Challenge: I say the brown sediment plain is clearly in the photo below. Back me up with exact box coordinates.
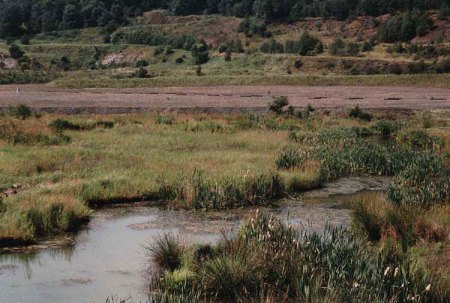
[0,85,449,114]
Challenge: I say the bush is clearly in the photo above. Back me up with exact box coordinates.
[224,50,231,62]
[191,41,209,65]
[20,35,30,45]
[260,38,284,54]
[298,32,321,55]
[9,104,32,119]
[268,96,289,114]
[329,38,346,55]
[294,59,303,68]
[134,67,148,78]
[346,42,360,56]
[49,119,79,133]
[135,59,148,67]
[218,43,228,53]
[238,17,268,37]
[9,44,24,59]
[195,65,201,76]
[349,105,372,121]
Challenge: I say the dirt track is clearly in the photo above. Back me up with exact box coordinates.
[0,85,449,114]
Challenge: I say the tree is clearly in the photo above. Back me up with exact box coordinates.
[61,4,82,29]
[191,41,209,65]
[298,32,321,56]
[0,1,24,37]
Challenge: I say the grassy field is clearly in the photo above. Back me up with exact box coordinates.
[0,107,449,243]
[53,71,450,89]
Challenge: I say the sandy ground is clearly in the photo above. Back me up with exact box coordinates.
[0,85,449,114]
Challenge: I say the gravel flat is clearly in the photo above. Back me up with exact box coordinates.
[0,85,449,113]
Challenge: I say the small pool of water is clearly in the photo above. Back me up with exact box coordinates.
[0,177,387,303]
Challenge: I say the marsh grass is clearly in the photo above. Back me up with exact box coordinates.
[0,111,448,246]
[151,212,445,302]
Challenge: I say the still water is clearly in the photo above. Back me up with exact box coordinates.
[0,178,387,303]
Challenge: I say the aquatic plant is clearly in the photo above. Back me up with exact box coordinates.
[147,234,183,272]
[151,212,442,302]
[276,146,305,169]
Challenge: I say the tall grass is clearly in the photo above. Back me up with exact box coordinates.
[151,212,446,302]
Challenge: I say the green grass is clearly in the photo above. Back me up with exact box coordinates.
[149,211,448,302]
[52,71,450,89]
[0,110,448,246]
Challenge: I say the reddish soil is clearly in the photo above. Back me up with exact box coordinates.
[0,85,448,114]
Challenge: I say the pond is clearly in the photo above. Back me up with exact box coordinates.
[0,177,387,303]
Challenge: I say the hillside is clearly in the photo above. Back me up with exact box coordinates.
[0,9,449,88]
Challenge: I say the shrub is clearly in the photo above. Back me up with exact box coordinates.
[218,43,228,53]
[195,65,202,76]
[268,96,289,114]
[9,44,24,59]
[298,32,321,55]
[49,119,79,133]
[135,59,148,67]
[136,67,148,78]
[349,105,372,121]
[346,42,360,56]
[329,38,346,55]
[20,35,30,45]
[260,38,284,54]
[361,41,374,52]
[224,50,232,62]
[238,17,268,37]
[9,104,32,119]
[191,41,209,65]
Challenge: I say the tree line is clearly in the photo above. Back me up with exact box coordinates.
[1,0,448,38]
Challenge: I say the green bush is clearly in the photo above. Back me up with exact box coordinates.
[260,38,284,54]
[191,41,209,65]
[349,105,372,121]
[9,104,32,120]
[268,96,289,114]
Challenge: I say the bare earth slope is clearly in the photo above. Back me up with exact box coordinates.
[0,85,448,114]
